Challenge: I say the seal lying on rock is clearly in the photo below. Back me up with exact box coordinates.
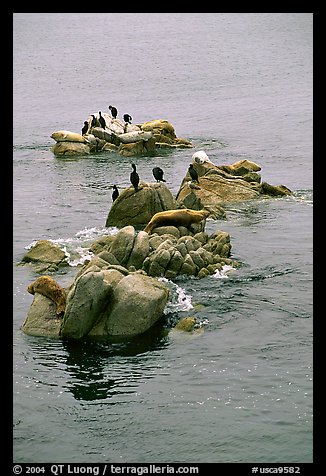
[27,276,67,317]
[144,209,210,235]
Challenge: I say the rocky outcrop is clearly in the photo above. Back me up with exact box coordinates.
[21,216,238,340]
[176,156,292,209]
[22,266,170,340]
[140,119,192,149]
[51,117,192,157]
[106,182,177,228]
[90,225,237,280]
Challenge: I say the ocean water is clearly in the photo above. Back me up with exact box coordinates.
[13,13,313,464]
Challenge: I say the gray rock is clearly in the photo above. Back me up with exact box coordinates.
[22,293,62,338]
[127,231,150,269]
[106,182,177,228]
[109,226,136,266]
[180,254,197,276]
[166,249,184,275]
[151,226,180,238]
[60,269,124,339]
[22,240,68,268]
[103,274,169,338]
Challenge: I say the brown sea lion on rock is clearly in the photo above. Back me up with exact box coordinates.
[27,276,67,317]
[144,209,210,235]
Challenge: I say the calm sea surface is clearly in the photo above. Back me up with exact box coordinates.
[13,13,313,464]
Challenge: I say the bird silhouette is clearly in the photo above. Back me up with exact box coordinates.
[90,114,97,128]
[152,167,166,182]
[81,121,88,135]
[130,163,140,191]
[109,105,118,119]
[98,111,106,129]
[123,114,132,124]
[112,185,119,202]
[188,164,199,183]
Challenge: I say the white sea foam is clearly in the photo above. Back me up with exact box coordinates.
[159,278,193,313]
[25,226,118,267]
[212,264,236,279]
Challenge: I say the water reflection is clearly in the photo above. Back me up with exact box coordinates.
[61,322,169,401]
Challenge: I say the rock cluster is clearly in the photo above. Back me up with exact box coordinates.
[22,264,169,340]
[89,224,236,280]
[176,157,292,210]
[51,117,192,157]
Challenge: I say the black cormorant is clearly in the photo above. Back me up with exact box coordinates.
[81,121,88,135]
[98,111,106,129]
[152,167,166,182]
[112,185,119,202]
[188,164,199,183]
[123,114,132,124]
[109,105,118,119]
[130,163,140,192]
[91,114,97,128]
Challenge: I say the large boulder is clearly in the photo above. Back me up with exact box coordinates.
[118,137,156,157]
[51,141,92,156]
[22,293,63,338]
[176,156,292,208]
[106,182,177,228]
[60,268,124,339]
[23,266,170,340]
[176,160,261,207]
[90,273,169,338]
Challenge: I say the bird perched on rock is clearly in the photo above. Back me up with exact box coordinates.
[98,111,106,129]
[152,167,166,183]
[130,163,140,192]
[188,164,199,183]
[123,114,132,124]
[109,105,118,119]
[81,121,89,135]
[90,114,97,128]
[112,185,119,202]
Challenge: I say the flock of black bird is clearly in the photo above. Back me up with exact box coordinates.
[82,105,133,135]
[80,104,200,203]
[111,163,199,202]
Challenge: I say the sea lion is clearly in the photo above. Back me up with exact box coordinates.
[51,130,88,143]
[27,275,67,317]
[144,209,210,235]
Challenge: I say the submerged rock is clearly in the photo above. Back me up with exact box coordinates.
[21,239,68,272]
